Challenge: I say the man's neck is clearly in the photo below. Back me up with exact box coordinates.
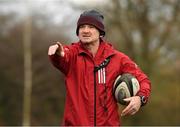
[82,40,100,57]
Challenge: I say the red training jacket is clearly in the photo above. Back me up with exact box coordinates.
[49,40,151,126]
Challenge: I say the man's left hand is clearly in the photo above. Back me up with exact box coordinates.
[121,96,141,116]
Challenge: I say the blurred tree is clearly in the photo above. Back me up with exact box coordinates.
[0,5,71,125]
[30,13,69,125]
[0,15,24,125]
[104,0,180,75]
[22,2,32,127]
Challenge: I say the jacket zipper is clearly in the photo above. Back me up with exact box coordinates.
[93,56,111,126]
[93,69,96,126]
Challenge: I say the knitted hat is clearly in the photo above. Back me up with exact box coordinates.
[76,10,105,36]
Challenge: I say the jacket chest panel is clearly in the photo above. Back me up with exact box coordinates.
[73,56,95,91]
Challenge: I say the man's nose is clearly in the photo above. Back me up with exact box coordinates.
[82,26,90,32]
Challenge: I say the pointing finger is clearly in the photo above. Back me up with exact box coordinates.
[56,42,65,57]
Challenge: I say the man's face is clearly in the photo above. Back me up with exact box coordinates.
[78,24,100,44]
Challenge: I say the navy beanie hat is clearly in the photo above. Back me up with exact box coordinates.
[76,10,105,37]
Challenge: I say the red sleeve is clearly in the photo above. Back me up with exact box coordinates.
[121,55,151,100]
[48,46,72,76]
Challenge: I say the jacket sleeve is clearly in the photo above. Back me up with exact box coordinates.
[48,46,73,76]
[120,54,151,101]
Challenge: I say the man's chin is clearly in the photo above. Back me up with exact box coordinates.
[80,40,91,44]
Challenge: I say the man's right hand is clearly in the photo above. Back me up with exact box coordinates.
[48,42,65,57]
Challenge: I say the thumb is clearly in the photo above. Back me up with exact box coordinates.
[123,97,132,102]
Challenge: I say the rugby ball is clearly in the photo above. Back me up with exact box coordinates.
[113,73,140,105]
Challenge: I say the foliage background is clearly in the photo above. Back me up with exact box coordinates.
[0,0,179,126]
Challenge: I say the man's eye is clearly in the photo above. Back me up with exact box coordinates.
[79,25,85,28]
[89,26,95,28]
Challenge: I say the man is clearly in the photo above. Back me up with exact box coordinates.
[48,10,151,126]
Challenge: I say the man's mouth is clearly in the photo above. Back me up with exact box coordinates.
[82,35,91,37]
